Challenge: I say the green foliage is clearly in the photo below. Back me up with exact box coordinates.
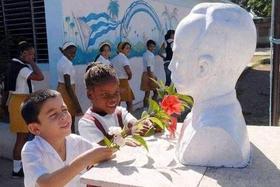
[247,0,272,17]
[132,135,149,151]
[233,0,272,17]
[139,79,193,133]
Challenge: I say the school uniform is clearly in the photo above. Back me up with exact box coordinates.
[111,53,134,101]
[78,106,137,143]
[96,55,111,66]
[164,39,174,86]
[6,58,33,133]
[21,134,94,187]
[140,50,158,91]
[56,55,78,116]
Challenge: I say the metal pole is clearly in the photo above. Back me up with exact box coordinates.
[270,0,280,126]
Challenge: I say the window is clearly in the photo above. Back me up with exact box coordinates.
[0,0,48,63]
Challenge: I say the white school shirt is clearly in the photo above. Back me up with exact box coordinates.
[12,58,33,94]
[79,106,137,143]
[96,55,111,66]
[21,134,94,187]
[142,50,155,72]
[111,53,130,79]
[57,55,76,84]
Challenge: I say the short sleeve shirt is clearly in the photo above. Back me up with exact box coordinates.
[21,134,94,187]
[78,106,137,143]
[142,50,155,72]
[12,58,33,94]
[96,55,111,66]
[111,53,130,79]
[57,55,76,84]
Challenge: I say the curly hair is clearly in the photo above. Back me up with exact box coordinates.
[84,63,118,89]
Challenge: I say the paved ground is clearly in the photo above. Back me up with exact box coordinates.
[0,158,24,187]
[0,48,272,186]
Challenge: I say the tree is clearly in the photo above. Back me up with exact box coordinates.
[232,0,272,17]
[107,0,120,20]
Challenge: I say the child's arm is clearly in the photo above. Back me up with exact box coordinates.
[36,147,114,187]
[158,42,166,59]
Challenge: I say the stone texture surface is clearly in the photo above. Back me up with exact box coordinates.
[81,134,206,187]
[169,3,256,167]
[80,126,280,187]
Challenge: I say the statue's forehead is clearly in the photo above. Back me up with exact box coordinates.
[174,14,205,50]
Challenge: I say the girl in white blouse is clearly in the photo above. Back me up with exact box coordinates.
[57,42,82,133]
[95,42,112,66]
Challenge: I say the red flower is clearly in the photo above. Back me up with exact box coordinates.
[160,95,182,115]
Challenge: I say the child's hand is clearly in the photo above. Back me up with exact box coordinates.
[89,147,117,165]
[132,119,153,136]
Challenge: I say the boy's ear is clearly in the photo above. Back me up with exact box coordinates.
[27,123,41,136]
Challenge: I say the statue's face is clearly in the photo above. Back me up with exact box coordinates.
[169,15,204,95]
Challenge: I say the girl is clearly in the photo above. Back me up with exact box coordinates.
[159,30,175,86]
[111,42,134,112]
[57,41,82,133]
[95,42,112,66]
[6,41,44,177]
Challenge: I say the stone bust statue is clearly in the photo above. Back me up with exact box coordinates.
[169,3,256,167]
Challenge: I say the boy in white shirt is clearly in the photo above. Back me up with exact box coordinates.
[140,40,158,108]
[21,89,115,187]
[79,63,150,144]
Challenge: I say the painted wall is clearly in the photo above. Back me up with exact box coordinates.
[44,0,229,111]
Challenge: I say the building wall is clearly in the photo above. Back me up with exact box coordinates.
[43,0,229,111]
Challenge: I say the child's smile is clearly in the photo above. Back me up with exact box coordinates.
[88,79,120,114]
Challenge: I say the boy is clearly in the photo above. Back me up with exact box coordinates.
[79,63,149,144]
[140,40,158,108]
[21,89,115,187]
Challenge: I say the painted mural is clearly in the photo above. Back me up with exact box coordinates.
[62,0,190,64]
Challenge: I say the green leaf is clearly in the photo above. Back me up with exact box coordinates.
[132,135,149,151]
[148,99,160,113]
[143,127,155,137]
[103,137,113,147]
[149,117,164,129]
[141,111,149,118]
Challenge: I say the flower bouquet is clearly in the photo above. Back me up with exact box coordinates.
[103,80,193,151]
[103,125,150,151]
[143,80,193,138]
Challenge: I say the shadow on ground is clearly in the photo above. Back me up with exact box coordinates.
[236,65,270,126]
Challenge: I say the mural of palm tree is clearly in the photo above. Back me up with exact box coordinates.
[65,16,71,39]
[70,22,75,41]
[107,0,120,20]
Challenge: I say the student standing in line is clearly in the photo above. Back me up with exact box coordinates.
[94,42,112,66]
[159,30,175,86]
[5,41,44,177]
[57,42,83,133]
[21,89,115,187]
[111,42,134,112]
[140,40,158,108]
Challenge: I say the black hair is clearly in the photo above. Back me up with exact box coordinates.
[120,42,131,50]
[164,30,175,41]
[58,45,77,54]
[21,89,60,124]
[17,41,34,57]
[99,43,111,53]
[146,39,156,47]
[84,63,118,89]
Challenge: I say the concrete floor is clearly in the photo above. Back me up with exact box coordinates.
[0,158,24,187]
